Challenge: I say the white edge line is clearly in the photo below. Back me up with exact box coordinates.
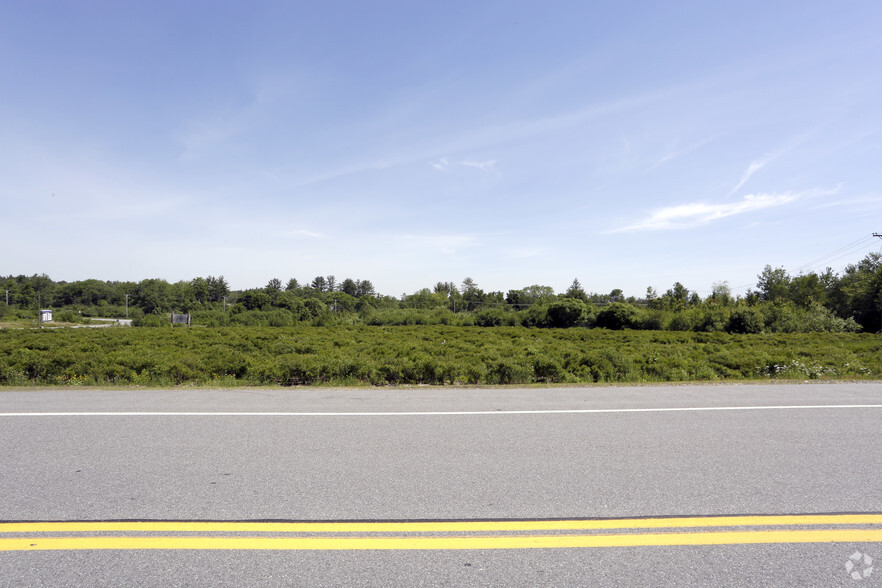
[1,405,881,417]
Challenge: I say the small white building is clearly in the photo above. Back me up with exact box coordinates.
[39,309,53,323]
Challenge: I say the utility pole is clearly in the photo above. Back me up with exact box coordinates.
[876,233,882,333]
[125,294,129,318]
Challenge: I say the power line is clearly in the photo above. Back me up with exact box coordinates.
[727,234,879,294]
[796,234,878,274]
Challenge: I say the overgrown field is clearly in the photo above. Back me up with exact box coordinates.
[1,326,880,387]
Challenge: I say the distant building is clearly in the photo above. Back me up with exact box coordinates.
[40,309,53,323]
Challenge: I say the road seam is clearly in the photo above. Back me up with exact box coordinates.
[2,404,882,417]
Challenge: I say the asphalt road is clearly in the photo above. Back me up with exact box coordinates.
[1,383,881,586]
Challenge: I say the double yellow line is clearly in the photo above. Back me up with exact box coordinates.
[2,514,881,551]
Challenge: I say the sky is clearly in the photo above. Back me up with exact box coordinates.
[2,1,881,298]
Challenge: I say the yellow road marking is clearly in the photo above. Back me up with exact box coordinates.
[2,529,882,551]
[2,514,881,534]
[3,515,880,552]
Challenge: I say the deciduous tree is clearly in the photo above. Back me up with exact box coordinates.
[757,265,791,302]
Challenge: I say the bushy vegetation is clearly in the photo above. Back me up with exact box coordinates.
[2,251,881,334]
[1,326,879,387]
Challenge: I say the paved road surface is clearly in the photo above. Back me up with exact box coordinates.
[1,383,880,586]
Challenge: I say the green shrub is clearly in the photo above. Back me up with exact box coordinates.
[580,349,636,382]
[1,326,880,387]
[545,299,587,328]
[595,303,638,330]
[530,354,566,382]
[727,307,764,334]
[486,360,531,384]
[53,310,84,324]
[637,309,670,330]
[694,308,729,332]
[762,302,800,333]
[460,361,486,384]
[519,305,549,328]
[133,314,166,328]
[475,308,506,327]
[668,313,695,332]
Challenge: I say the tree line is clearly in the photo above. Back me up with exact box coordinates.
[2,251,880,333]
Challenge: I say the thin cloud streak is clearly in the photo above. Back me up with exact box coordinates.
[810,193,882,210]
[430,157,450,171]
[611,192,807,232]
[431,158,499,176]
[394,233,485,255]
[729,158,770,195]
[287,229,324,238]
[292,83,689,189]
[728,133,812,195]
[645,136,716,171]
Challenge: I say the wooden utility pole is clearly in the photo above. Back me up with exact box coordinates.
[876,233,882,333]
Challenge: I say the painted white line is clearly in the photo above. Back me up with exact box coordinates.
[0,405,881,417]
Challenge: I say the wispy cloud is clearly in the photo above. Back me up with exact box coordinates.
[279,81,709,189]
[646,136,716,171]
[431,157,451,171]
[289,160,393,188]
[176,100,262,160]
[460,159,498,172]
[430,157,499,176]
[279,86,675,189]
[612,192,807,232]
[728,134,812,195]
[729,156,774,195]
[396,233,482,255]
[175,73,318,160]
[287,229,324,238]
[809,192,881,210]
[505,246,550,259]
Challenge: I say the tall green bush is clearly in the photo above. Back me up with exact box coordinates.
[595,303,638,330]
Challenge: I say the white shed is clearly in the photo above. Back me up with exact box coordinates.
[40,309,53,323]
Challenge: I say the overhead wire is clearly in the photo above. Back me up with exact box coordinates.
[727,233,880,293]
[796,234,878,274]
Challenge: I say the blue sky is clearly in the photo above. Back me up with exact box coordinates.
[2,1,880,298]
